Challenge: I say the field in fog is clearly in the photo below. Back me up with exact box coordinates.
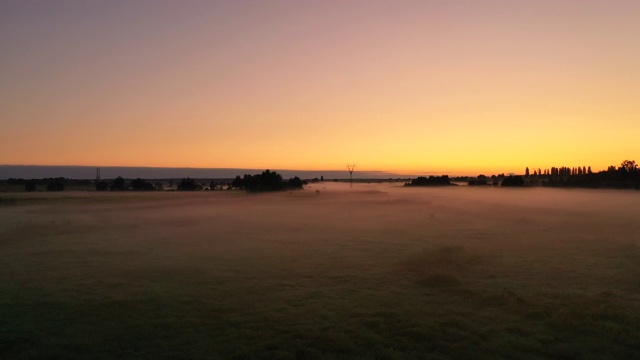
[1,183,640,359]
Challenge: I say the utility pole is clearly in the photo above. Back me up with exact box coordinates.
[95,167,101,191]
[347,164,355,187]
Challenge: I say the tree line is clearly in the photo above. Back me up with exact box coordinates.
[3,169,305,193]
[231,170,304,192]
[403,160,638,189]
[404,175,454,187]
[4,177,90,192]
[6,160,638,192]
[464,160,639,189]
[536,160,638,189]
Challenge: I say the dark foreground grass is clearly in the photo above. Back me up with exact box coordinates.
[1,187,640,359]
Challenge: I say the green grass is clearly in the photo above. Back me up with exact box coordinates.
[1,187,639,359]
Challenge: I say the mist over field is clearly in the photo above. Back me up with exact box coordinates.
[1,183,639,359]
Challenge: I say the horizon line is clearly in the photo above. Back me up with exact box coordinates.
[0,164,472,174]
[1,164,455,180]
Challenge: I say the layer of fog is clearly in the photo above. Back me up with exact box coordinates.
[3,183,638,291]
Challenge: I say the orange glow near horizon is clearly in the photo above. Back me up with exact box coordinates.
[1,1,638,176]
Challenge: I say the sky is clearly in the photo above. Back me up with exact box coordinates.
[1,0,638,176]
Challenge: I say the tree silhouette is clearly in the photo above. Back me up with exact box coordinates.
[231,176,244,189]
[286,176,304,189]
[468,175,488,186]
[501,175,524,187]
[618,160,638,188]
[620,160,637,173]
[406,176,453,187]
[231,170,303,192]
[111,176,126,191]
[177,178,198,191]
[96,180,109,191]
[131,178,155,191]
[47,179,65,191]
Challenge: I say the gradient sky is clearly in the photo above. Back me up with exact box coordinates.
[1,1,638,175]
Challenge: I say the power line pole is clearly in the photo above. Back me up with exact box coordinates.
[347,164,355,187]
[95,167,101,191]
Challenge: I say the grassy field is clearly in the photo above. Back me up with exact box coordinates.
[1,183,640,359]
